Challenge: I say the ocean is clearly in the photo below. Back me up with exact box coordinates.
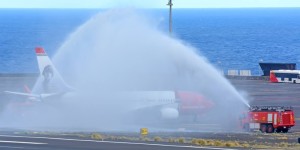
[0,8,300,74]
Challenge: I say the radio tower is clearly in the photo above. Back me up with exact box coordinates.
[167,0,173,34]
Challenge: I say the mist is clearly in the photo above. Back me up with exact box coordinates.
[1,9,249,132]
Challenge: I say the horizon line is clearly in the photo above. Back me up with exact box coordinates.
[0,7,300,9]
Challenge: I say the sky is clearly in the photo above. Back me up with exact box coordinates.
[0,0,300,8]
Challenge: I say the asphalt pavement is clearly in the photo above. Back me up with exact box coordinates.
[0,134,236,150]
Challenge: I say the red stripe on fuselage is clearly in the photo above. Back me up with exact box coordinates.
[175,91,214,115]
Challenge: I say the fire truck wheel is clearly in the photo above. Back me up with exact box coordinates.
[267,125,274,133]
[260,124,267,133]
[282,128,289,133]
[276,128,282,133]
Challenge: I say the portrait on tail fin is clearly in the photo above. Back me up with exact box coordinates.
[42,65,54,92]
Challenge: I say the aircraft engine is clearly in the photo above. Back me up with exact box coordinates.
[160,108,179,119]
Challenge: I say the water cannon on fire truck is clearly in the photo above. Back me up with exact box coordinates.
[240,106,295,133]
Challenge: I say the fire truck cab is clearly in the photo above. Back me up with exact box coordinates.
[240,106,295,133]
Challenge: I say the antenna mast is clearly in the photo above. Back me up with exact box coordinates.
[167,0,173,34]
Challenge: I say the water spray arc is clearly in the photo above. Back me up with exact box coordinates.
[1,9,250,131]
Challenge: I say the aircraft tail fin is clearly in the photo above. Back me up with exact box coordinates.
[34,47,73,93]
[35,47,54,76]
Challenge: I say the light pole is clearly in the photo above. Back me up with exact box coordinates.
[167,0,173,34]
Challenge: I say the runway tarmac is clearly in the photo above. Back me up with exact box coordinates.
[0,134,237,150]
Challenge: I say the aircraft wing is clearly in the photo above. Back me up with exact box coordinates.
[4,91,63,101]
[4,91,40,98]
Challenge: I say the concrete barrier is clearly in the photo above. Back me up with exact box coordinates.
[228,70,239,76]
[225,75,269,80]
[240,70,251,76]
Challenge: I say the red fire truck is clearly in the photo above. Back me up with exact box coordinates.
[240,106,295,133]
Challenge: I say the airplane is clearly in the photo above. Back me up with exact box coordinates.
[4,47,214,120]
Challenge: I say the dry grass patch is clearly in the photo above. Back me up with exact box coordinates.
[178,137,185,144]
[154,136,163,142]
[277,136,288,140]
[194,139,207,146]
[213,140,223,147]
[106,136,117,140]
[141,137,150,142]
[278,142,289,148]
[168,138,176,143]
[189,139,243,148]
[91,133,103,140]
[76,134,89,138]
[191,139,197,145]
[241,143,250,148]
[251,144,272,149]
[224,141,241,147]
